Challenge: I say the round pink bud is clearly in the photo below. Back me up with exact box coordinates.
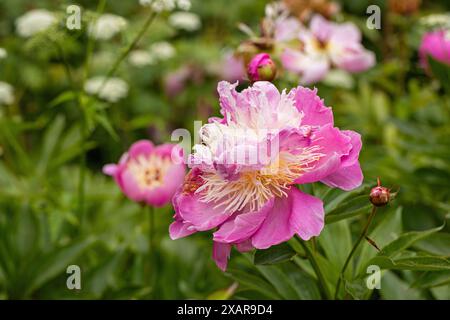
[247,53,277,82]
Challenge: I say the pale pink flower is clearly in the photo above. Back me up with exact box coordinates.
[103,140,185,207]
[170,81,363,271]
[279,15,375,84]
[419,29,450,69]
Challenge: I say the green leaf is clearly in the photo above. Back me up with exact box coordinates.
[367,256,450,272]
[26,238,95,296]
[411,271,450,289]
[325,195,372,224]
[255,265,300,299]
[226,268,281,300]
[48,91,77,108]
[414,233,450,256]
[37,115,65,175]
[428,56,450,92]
[380,271,426,300]
[253,243,296,265]
[378,224,444,258]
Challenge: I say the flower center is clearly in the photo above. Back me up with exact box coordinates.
[127,154,172,190]
[193,147,323,214]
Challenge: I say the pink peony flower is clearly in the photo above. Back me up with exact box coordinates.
[103,140,186,207]
[247,53,277,82]
[169,81,363,271]
[419,30,450,70]
[279,15,375,85]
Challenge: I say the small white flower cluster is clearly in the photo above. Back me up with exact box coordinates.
[0,82,14,106]
[169,12,201,31]
[84,77,129,103]
[129,50,156,67]
[139,0,191,12]
[15,9,57,38]
[89,14,128,41]
[128,42,176,67]
[420,13,450,28]
[0,48,7,60]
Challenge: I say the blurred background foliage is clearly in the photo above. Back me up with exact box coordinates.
[0,0,449,299]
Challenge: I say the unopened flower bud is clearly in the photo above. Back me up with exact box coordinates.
[247,53,277,82]
[370,178,390,207]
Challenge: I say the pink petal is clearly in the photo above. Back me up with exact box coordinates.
[213,198,274,243]
[172,190,230,231]
[333,48,375,73]
[294,87,334,127]
[321,162,363,191]
[128,140,154,158]
[310,15,333,42]
[300,56,330,85]
[295,124,351,184]
[169,220,197,240]
[145,162,186,206]
[294,189,325,240]
[340,130,362,166]
[102,164,118,176]
[235,239,254,252]
[213,242,232,271]
[251,188,324,248]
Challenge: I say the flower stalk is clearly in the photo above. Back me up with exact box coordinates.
[334,205,378,299]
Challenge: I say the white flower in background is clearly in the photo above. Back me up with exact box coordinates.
[129,50,156,67]
[169,12,201,31]
[84,77,129,103]
[15,9,57,38]
[176,0,191,11]
[0,48,7,59]
[0,82,14,106]
[139,0,191,12]
[89,14,127,40]
[420,13,450,29]
[150,41,176,60]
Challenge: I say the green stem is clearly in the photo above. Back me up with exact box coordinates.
[334,205,378,299]
[147,205,157,298]
[148,205,155,255]
[96,11,157,95]
[296,237,332,300]
[76,0,107,231]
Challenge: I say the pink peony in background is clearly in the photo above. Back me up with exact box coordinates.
[169,80,363,271]
[278,15,375,84]
[103,140,185,207]
[419,29,450,70]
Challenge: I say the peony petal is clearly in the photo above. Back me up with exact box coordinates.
[295,124,351,184]
[102,164,118,176]
[169,220,197,240]
[310,14,333,42]
[128,140,154,158]
[333,48,375,73]
[340,130,362,166]
[145,162,186,206]
[213,198,274,243]
[172,190,230,231]
[251,188,324,248]
[294,87,334,127]
[294,189,325,241]
[321,162,363,191]
[213,241,232,271]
